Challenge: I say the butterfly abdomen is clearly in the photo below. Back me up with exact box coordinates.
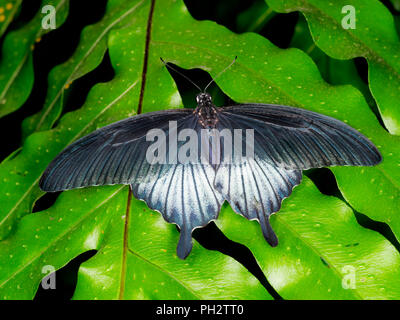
[195,105,219,128]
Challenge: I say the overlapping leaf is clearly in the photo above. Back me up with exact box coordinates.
[0,185,271,299]
[390,0,400,11]
[0,0,22,37]
[0,0,69,118]
[236,0,276,33]
[266,0,400,135]
[217,177,400,299]
[21,0,145,140]
[291,15,376,109]
[0,0,399,299]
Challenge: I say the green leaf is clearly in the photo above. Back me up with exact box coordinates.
[236,0,276,33]
[389,0,400,11]
[287,13,400,228]
[21,0,144,140]
[0,0,69,118]
[0,185,271,299]
[265,0,400,135]
[0,0,399,299]
[0,0,22,37]
[291,15,377,112]
[216,177,400,299]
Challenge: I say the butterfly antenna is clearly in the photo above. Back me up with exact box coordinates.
[160,58,202,92]
[203,56,237,93]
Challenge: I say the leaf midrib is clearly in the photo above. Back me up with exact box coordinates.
[118,0,156,299]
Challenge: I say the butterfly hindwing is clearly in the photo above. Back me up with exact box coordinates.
[131,118,225,259]
[132,161,223,259]
[214,157,302,246]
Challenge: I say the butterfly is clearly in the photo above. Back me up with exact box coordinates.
[39,58,382,259]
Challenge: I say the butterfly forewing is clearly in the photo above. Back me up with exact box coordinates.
[219,104,382,170]
[39,109,194,192]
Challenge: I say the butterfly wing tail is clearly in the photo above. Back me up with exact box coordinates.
[258,212,278,247]
[177,227,193,259]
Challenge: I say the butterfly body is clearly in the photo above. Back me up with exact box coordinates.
[195,93,219,128]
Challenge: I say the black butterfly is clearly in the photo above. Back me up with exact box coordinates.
[40,60,382,259]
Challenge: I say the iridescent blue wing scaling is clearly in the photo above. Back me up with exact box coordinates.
[131,118,224,259]
[214,158,302,247]
[133,161,223,259]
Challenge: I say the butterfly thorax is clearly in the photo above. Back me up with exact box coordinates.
[195,93,219,128]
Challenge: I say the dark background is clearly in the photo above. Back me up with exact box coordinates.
[0,0,398,300]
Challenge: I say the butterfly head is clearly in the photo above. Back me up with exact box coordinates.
[196,92,213,107]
